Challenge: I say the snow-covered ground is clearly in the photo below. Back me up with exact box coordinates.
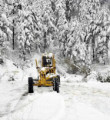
[61,81,110,120]
[0,57,110,120]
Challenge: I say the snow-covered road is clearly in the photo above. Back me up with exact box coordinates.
[1,80,110,120]
[2,92,65,120]
[0,60,110,120]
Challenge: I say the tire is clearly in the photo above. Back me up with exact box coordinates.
[53,78,56,91]
[28,77,34,93]
[57,75,60,85]
[56,81,59,93]
[53,77,59,93]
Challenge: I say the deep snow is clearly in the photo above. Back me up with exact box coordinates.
[0,57,110,120]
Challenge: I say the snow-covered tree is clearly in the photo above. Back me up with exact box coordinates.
[0,0,110,66]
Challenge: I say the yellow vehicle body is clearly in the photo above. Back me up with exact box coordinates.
[34,53,57,87]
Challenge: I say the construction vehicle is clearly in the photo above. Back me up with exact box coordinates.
[28,53,60,93]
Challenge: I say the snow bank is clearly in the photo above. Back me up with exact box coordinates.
[0,59,26,117]
[0,59,24,82]
[87,64,110,82]
[86,71,98,82]
[61,74,83,83]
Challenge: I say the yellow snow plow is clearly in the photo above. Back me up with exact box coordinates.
[28,53,60,93]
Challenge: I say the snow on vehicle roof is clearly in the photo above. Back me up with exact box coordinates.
[43,53,53,58]
[48,53,53,57]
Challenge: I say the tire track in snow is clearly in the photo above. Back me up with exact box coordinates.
[2,92,65,120]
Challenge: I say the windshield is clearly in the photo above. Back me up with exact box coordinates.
[43,56,52,67]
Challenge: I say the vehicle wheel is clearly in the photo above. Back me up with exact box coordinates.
[57,75,60,85]
[56,81,59,93]
[53,78,55,91]
[28,77,34,93]
[53,77,59,93]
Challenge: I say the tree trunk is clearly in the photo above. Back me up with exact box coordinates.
[13,19,14,50]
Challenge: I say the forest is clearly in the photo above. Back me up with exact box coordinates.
[0,0,110,71]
